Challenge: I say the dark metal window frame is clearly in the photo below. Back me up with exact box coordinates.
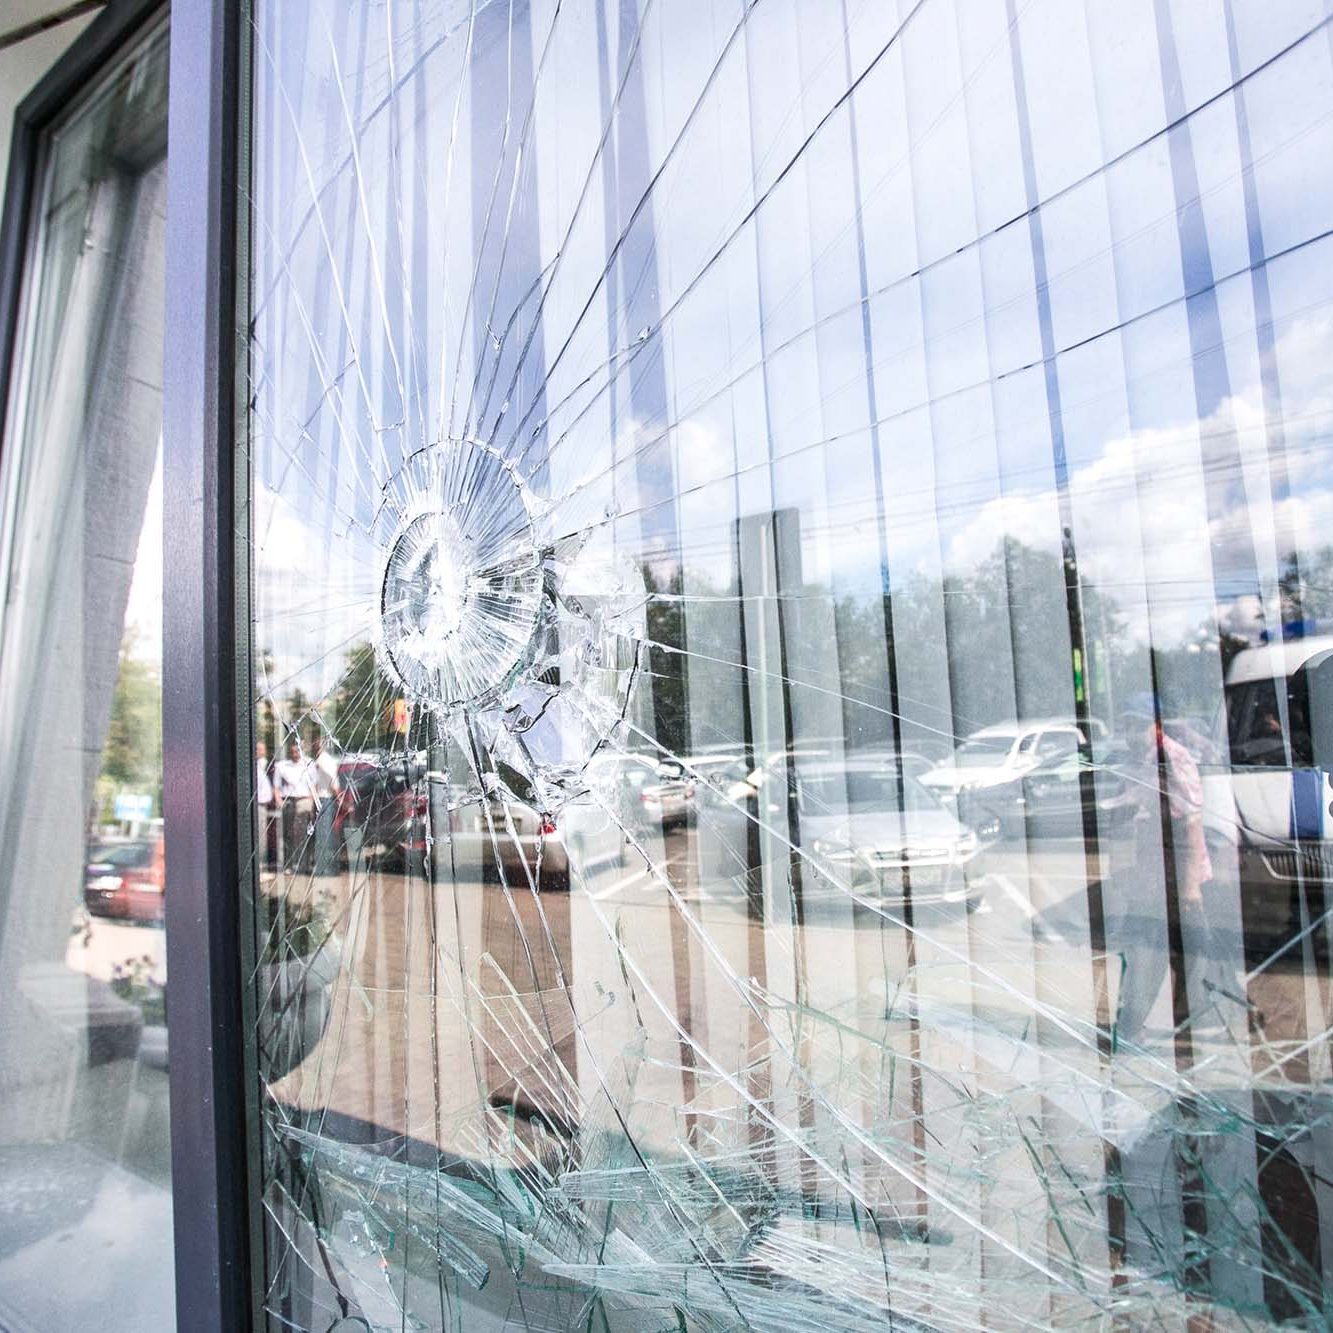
[161,0,255,1329]
[0,1,254,1329]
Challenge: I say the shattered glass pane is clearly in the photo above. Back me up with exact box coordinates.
[244,2,1333,1327]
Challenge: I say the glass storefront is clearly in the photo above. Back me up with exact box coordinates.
[0,18,173,1330]
[241,1,1333,1327]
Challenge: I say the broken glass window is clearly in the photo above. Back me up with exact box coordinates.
[244,2,1333,1328]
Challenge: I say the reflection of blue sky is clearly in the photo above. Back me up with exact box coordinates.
[250,0,1333,698]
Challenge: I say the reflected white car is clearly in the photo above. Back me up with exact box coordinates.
[920,719,1095,798]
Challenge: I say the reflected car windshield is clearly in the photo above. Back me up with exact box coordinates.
[956,736,1017,765]
[1227,677,1313,767]
[798,770,940,814]
[93,842,153,868]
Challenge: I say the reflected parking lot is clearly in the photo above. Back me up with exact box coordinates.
[263,754,1330,1326]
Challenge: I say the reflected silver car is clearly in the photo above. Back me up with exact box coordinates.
[793,759,985,909]
[920,719,1100,799]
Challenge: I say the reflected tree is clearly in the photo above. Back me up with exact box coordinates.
[1280,546,1333,623]
[98,627,162,818]
[330,641,398,753]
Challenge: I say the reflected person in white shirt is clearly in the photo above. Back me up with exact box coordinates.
[310,733,342,877]
[256,740,280,868]
[275,738,318,874]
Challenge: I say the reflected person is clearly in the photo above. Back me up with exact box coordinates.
[1115,694,1227,1043]
[256,740,280,869]
[310,733,342,876]
[275,737,317,874]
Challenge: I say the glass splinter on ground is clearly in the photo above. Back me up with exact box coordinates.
[246,3,1333,1329]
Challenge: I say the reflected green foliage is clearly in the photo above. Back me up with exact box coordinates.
[98,628,162,817]
[331,641,399,753]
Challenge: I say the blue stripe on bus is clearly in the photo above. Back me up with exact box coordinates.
[1290,769,1323,840]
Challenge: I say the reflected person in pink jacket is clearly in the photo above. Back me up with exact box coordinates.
[1114,692,1231,1044]
[1123,693,1212,899]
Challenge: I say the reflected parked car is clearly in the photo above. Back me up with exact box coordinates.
[719,746,937,813]
[957,751,1138,840]
[920,719,1101,800]
[775,757,984,910]
[436,779,634,889]
[1206,631,1333,953]
[434,789,566,886]
[589,752,693,828]
[680,752,749,790]
[338,751,648,886]
[335,753,427,867]
[83,835,166,923]
[340,755,566,886]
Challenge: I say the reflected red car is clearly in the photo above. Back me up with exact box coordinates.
[335,756,428,867]
[83,835,166,923]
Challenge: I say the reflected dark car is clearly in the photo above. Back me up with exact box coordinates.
[83,836,166,922]
[335,754,600,888]
[959,752,1137,841]
[332,747,639,887]
[335,755,428,867]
